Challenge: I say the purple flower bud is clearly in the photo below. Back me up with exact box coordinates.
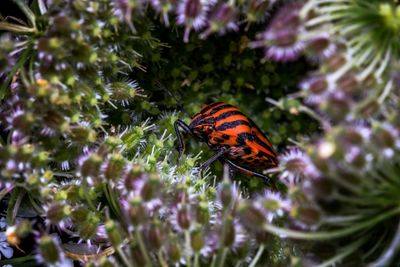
[251,2,304,61]
[146,220,165,250]
[292,205,321,228]
[79,153,103,178]
[300,74,328,96]
[373,124,398,148]
[200,3,237,39]
[102,153,125,181]
[245,0,271,23]
[305,35,336,59]
[140,173,160,201]
[218,181,233,209]
[177,203,191,230]
[326,53,347,72]
[176,0,209,42]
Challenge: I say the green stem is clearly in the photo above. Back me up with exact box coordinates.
[0,185,14,202]
[116,246,134,267]
[14,0,37,29]
[157,250,168,267]
[217,248,228,267]
[370,219,400,267]
[263,206,400,240]
[249,245,265,267]
[134,229,153,267]
[185,230,192,267]
[0,22,36,33]
[315,237,367,267]
[193,253,200,267]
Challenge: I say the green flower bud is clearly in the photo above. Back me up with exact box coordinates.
[191,228,203,252]
[104,153,125,181]
[39,235,60,264]
[105,220,123,247]
[167,236,181,263]
[47,203,71,224]
[129,197,146,226]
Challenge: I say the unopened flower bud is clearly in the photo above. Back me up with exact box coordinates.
[78,213,100,240]
[141,173,160,201]
[39,235,60,264]
[237,201,266,232]
[147,220,165,250]
[129,197,146,226]
[223,217,235,247]
[71,126,97,143]
[177,203,191,230]
[103,153,125,180]
[47,203,71,224]
[167,236,181,263]
[80,153,102,178]
[188,228,201,253]
[218,181,233,209]
[195,201,210,224]
[105,220,123,247]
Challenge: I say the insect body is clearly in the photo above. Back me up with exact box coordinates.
[174,102,278,182]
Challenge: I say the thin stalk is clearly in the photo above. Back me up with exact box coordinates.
[0,185,14,202]
[249,245,265,267]
[210,254,217,267]
[193,252,200,267]
[134,229,153,267]
[184,230,192,267]
[315,236,367,267]
[378,80,393,105]
[0,22,36,33]
[370,219,400,267]
[157,250,168,267]
[263,206,400,240]
[28,193,44,214]
[116,246,134,267]
[217,248,229,267]
[14,0,37,29]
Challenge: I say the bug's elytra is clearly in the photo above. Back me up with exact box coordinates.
[174,102,279,182]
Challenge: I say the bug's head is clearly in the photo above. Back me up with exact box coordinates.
[191,119,215,142]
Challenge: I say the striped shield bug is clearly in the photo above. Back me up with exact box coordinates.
[174,102,279,182]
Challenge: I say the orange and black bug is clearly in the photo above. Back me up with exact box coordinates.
[174,102,278,182]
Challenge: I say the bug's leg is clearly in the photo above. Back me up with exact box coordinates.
[174,119,193,158]
[199,147,229,175]
[224,158,273,184]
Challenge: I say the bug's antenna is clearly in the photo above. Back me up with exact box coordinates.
[155,81,191,118]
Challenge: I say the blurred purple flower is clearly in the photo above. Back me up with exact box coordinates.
[176,0,213,42]
[250,2,304,61]
[200,3,238,39]
[279,148,318,186]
